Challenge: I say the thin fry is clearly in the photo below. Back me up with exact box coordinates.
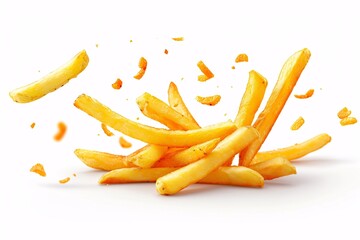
[197,60,214,82]
[251,133,331,164]
[9,50,89,103]
[196,95,221,106]
[126,144,168,168]
[156,127,259,195]
[239,48,311,166]
[249,157,296,180]
[340,117,357,126]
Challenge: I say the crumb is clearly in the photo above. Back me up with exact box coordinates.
[73,173,77,177]
[134,57,147,80]
[112,78,123,90]
[119,136,132,148]
[231,66,235,69]
[294,89,314,99]
[54,122,67,141]
[337,107,351,119]
[30,122,36,128]
[172,37,184,41]
[30,163,46,177]
[101,123,114,136]
[291,117,305,130]
[197,61,214,82]
[59,177,70,184]
[130,39,133,43]
[235,53,248,63]
[196,95,221,106]
[164,49,168,54]
[96,43,99,48]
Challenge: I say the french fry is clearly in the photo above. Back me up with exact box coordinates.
[74,94,237,147]
[197,60,214,82]
[340,117,357,126]
[136,92,200,130]
[249,157,296,180]
[125,144,168,168]
[156,126,259,195]
[234,70,268,128]
[9,50,89,103]
[99,166,264,188]
[168,82,200,127]
[337,107,351,119]
[251,133,331,164]
[153,138,221,167]
[290,116,305,130]
[239,48,311,166]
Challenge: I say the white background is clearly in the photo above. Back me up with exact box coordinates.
[1,0,359,239]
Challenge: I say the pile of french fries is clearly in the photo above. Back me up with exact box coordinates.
[9,47,332,195]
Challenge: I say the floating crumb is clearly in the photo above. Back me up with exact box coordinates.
[164,49,168,54]
[172,37,184,41]
[235,53,248,63]
[294,89,314,99]
[119,136,132,148]
[196,95,221,106]
[337,107,351,119]
[30,122,36,128]
[30,163,46,177]
[181,77,184,81]
[231,66,235,69]
[291,116,305,130]
[340,117,357,126]
[197,61,214,82]
[136,117,140,120]
[112,78,123,90]
[95,43,99,48]
[134,57,147,80]
[224,113,227,116]
[73,173,77,177]
[54,122,67,141]
[101,123,114,136]
[59,177,70,184]
[130,39,133,43]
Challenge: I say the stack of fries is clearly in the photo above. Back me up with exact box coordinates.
[9,47,332,195]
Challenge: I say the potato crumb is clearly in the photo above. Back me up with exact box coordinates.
[231,66,235,70]
[95,43,99,48]
[54,122,67,141]
[101,123,114,136]
[197,61,214,82]
[119,136,132,148]
[337,107,351,119]
[73,173,77,177]
[134,57,147,80]
[112,78,123,90]
[164,49,168,54]
[294,89,314,99]
[172,37,184,41]
[196,95,221,106]
[30,122,36,128]
[59,177,70,184]
[30,163,46,177]
[235,53,248,63]
[340,117,357,126]
[291,117,305,130]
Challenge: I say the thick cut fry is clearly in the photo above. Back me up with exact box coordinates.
[154,138,221,167]
[156,127,259,195]
[234,70,268,128]
[54,121,67,141]
[101,123,114,136]
[133,57,147,80]
[235,53,249,63]
[30,163,46,177]
[99,166,263,188]
[196,95,221,106]
[126,144,168,168]
[74,94,236,147]
[337,107,351,119]
[239,48,311,166]
[136,92,200,130]
[290,116,305,130]
[340,117,357,126]
[197,60,214,82]
[74,149,134,171]
[251,133,331,164]
[249,157,296,180]
[9,50,89,103]
[168,82,200,127]
[294,89,314,99]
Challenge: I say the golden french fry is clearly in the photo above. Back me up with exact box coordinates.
[136,92,200,130]
[234,70,268,128]
[126,144,168,168]
[249,157,296,180]
[74,94,237,147]
[99,166,264,188]
[239,48,311,166]
[156,126,259,195]
[290,116,305,130]
[74,149,134,171]
[153,138,221,168]
[9,50,89,103]
[251,133,331,164]
[168,82,200,127]
[197,60,214,81]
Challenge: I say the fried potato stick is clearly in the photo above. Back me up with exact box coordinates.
[249,157,296,180]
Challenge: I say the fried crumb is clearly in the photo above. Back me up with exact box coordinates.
[340,117,357,126]
[73,173,77,177]
[291,117,305,130]
[337,107,351,119]
[101,123,114,136]
[235,53,248,63]
[196,95,221,106]
[59,177,70,184]
[112,78,123,90]
[294,89,314,99]
[231,66,235,69]
[172,37,184,41]
[54,122,67,141]
[164,49,168,54]
[197,61,214,82]
[30,163,46,177]
[134,57,147,80]
[119,136,132,148]
[30,122,36,128]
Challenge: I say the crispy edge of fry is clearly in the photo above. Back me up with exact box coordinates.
[53,121,67,141]
[249,157,296,180]
[251,133,331,164]
[294,89,314,99]
[340,117,357,126]
[197,60,214,81]
[290,116,305,130]
[74,149,134,171]
[136,92,200,130]
[126,144,169,168]
[337,107,351,119]
[234,70,268,128]
[168,82,200,127]
[9,50,89,103]
[153,138,221,168]
[239,48,311,167]
[156,126,259,195]
[101,123,114,136]
[235,53,249,63]
[196,95,221,106]
[99,166,264,188]
[74,94,237,147]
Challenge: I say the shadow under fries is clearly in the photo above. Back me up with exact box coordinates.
[291,156,353,167]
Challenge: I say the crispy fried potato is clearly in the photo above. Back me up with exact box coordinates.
[9,50,89,103]
[196,95,221,106]
[153,138,221,167]
[249,157,296,180]
[294,89,314,99]
[133,57,147,80]
[197,60,214,81]
[99,166,263,188]
[126,144,168,168]
[156,126,259,195]
[337,107,351,119]
[30,163,46,177]
[74,94,237,147]
[168,82,200,127]
[235,53,249,63]
[251,133,331,164]
[340,117,357,126]
[239,48,311,166]
[290,116,305,130]
[136,92,200,130]
[234,70,268,128]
